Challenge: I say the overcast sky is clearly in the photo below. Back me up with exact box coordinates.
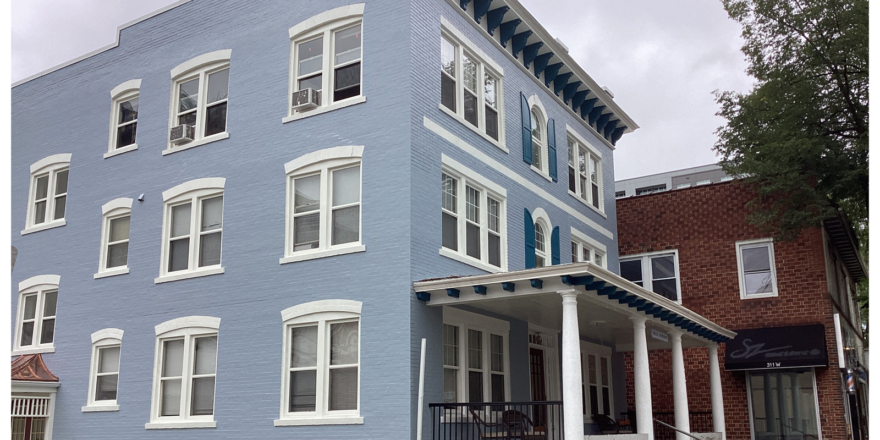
[11,0,754,180]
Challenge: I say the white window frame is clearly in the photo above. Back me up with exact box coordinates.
[156,178,226,284]
[439,154,508,273]
[276,299,363,426]
[82,328,124,412]
[439,18,506,152]
[11,384,59,440]
[13,275,61,356]
[284,4,367,123]
[95,198,133,279]
[745,368,823,440]
[530,207,552,268]
[527,95,551,179]
[106,79,141,159]
[570,227,607,268]
[165,50,232,155]
[619,250,682,304]
[23,154,71,235]
[281,146,365,264]
[580,340,613,423]
[443,307,511,407]
[566,127,604,214]
[146,316,220,430]
[736,238,779,299]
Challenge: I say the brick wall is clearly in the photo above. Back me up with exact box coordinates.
[616,182,848,439]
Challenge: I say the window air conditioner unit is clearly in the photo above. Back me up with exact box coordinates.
[169,124,195,144]
[292,88,320,111]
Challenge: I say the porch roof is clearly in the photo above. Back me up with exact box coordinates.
[414,262,735,350]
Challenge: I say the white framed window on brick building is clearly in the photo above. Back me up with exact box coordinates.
[95,198,133,279]
[282,146,365,264]
[443,307,510,406]
[620,250,681,303]
[570,227,606,268]
[23,154,71,235]
[736,238,778,299]
[276,300,363,426]
[567,128,604,213]
[156,178,225,284]
[440,155,507,273]
[13,275,60,356]
[440,17,505,151]
[165,50,231,155]
[147,316,220,430]
[82,329,123,412]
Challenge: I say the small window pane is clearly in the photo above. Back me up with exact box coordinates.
[742,246,771,272]
[442,174,457,213]
[298,74,323,92]
[334,62,361,101]
[491,374,505,403]
[334,25,362,65]
[441,37,456,77]
[484,73,496,108]
[620,260,643,284]
[193,336,218,375]
[466,187,479,223]
[40,318,55,344]
[535,224,545,252]
[42,291,57,317]
[118,98,138,124]
[443,369,458,403]
[178,78,199,112]
[531,110,542,140]
[116,123,137,149]
[745,272,774,295]
[198,232,222,267]
[291,326,318,368]
[109,216,130,242]
[33,202,47,225]
[289,370,317,412]
[161,379,182,416]
[466,223,480,259]
[162,340,185,377]
[588,355,597,383]
[20,322,34,347]
[98,347,121,374]
[488,233,501,267]
[178,111,197,127]
[23,295,37,320]
[95,374,118,401]
[442,213,458,251]
[572,242,579,262]
[294,175,321,213]
[462,55,477,91]
[468,329,482,369]
[487,198,500,233]
[169,238,190,272]
[330,321,359,365]
[298,37,324,76]
[53,195,67,220]
[201,197,223,232]
[490,334,504,372]
[190,377,215,416]
[443,324,459,367]
[653,278,678,301]
[600,357,609,386]
[602,388,610,415]
[204,102,227,137]
[332,206,359,245]
[652,255,676,279]
[329,367,358,411]
[485,106,498,140]
[463,91,478,126]
[592,184,600,209]
[55,169,68,195]
[206,69,229,104]
[441,74,456,111]
[35,175,49,200]
[171,203,192,237]
[468,371,484,402]
[590,386,599,415]
[294,214,320,250]
[333,166,361,207]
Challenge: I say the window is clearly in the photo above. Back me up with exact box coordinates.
[580,341,613,420]
[95,198,133,279]
[736,239,778,299]
[635,184,666,196]
[83,329,123,412]
[440,155,507,272]
[570,229,606,268]
[106,79,141,158]
[13,275,60,355]
[147,317,220,429]
[567,132,603,211]
[440,19,505,147]
[531,109,544,171]
[747,369,820,439]
[443,308,509,405]
[614,191,626,198]
[166,50,231,153]
[282,146,365,264]
[276,300,363,426]
[157,178,225,283]
[620,251,680,302]
[286,4,365,122]
[23,154,71,235]
[534,222,547,268]
[525,208,558,269]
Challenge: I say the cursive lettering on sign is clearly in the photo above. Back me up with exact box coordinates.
[729,338,793,359]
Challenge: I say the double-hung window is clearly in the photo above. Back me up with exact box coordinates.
[166,50,231,153]
[83,329,123,412]
[570,230,606,268]
[440,155,507,272]
[96,198,133,279]
[620,251,681,302]
[13,275,60,355]
[440,20,504,146]
[283,146,364,263]
[277,300,363,426]
[534,222,547,268]
[157,178,225,283]
[106,79,141,158]
[736,239,778,299]
[567,133,603,211]
[148,317,220,429]
[580,341,613,420]
[443,308,509,406]
[24,154,71,234]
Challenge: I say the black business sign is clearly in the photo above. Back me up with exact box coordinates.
[725,324,828,371]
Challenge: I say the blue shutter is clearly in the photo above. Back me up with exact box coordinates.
[521,92,532,165]
[524,208,536,269]
[547,118,558,181]
[551,226,560,265]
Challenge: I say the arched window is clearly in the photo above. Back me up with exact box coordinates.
[23,154,71,234]
[106,79,141,158]
[84,328,123,411]
[534,222,547,268]
[96,198,132,279]
[13,275,60,355]
[166,50,231,154]
[531,108,543,170]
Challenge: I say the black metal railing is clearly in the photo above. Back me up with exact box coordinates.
[652,411,713,440]
[428,401,563,440]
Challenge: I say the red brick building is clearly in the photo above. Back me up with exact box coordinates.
[616,179,867,440]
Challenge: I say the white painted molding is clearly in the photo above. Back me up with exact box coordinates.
[284,146,364,175]
[281,300,362,322]
[527,94,547,125]
[30,154,71,174]
[532,207,552,232]
[441,154,507,196]
[91,328,124,344]
[19,275,60,292]
[443,306,510,333]
[570,227,606,252]
[440,16,504,75]
[565,124,602,159]
[155,316,220,336]
[110,79,141,99]
[288,4,365,39]
[101,198,133,215]
[274,417,364,426]
[162,178,226,202]
[170,49,232,78]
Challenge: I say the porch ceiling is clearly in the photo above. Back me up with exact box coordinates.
[414,262,736,350]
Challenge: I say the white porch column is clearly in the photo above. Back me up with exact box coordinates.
[670,330,690,439]
[559,289,584,440]
[631,316,654,440]
[708,344,726,440]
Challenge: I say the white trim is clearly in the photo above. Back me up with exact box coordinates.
[91,328,124,344]
[284,145,364,175]
[441,154,507,196]
[532,207,552,233]
[439,247,504,273]
[110,79,142,99]
[21,219,66,235]
[82,405,119,412]
[565,124,602,160]
[30,154,71,175]
[531,165,553,181]
[527,95,547,125]
[155,316,220,336]
[94,267,130,279]
[439,16,504,75]
[162,178,226,202]
[620,250,682,304]
[101,198,133,215]
[280,299,363,322]
[438,104,508,153]
[444,307,510,333]
[288,4,366,39]
[13,278,60,355]
[96,201,132,277]
[11,347,56,356]
[161,132,229,156]
[103,144,138,159]
[735,238,779,299]
[154,267,225,284]
[170,50,232,79]
[282,96,367,124]
[570,227,606,253]
[274,417,364,426]
[279,244,365,264]
[424,116,613,239]
[145,421,217,430]
[19,275,61,293]
[11,381,61,390]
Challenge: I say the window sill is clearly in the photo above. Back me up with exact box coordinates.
[145,421,217,430]
[94,267,130,279]
[530,166,553,182]
[154,267,225,284]
[740,292,778,300]
[104,144,138,159]
[12,346,55,356]
[282,96,367,124]
[274,417,364,427]
[82,404,119,412]
[162,132,229,156]
[21,219,66,236]
[567,190,607,218]
[438,104,508,153]
[280,244,366,264]
[439,247,504,273]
